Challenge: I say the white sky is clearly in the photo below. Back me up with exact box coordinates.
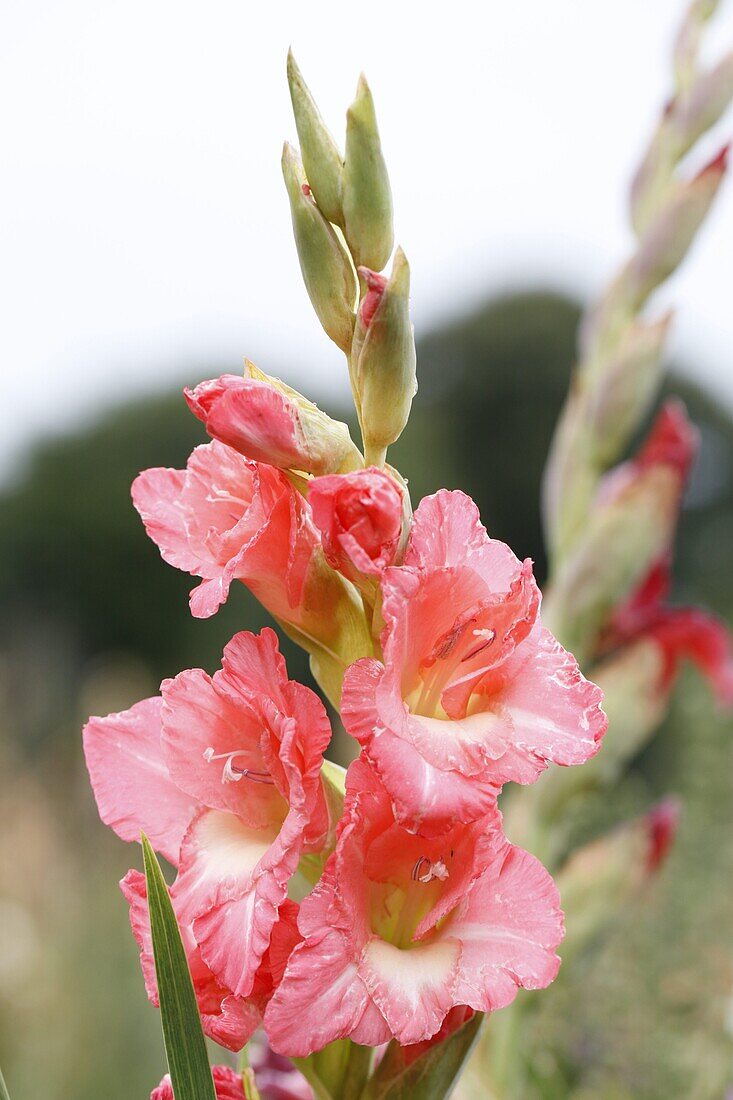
[2,0,733,483]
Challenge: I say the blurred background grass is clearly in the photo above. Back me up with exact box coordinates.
[1,290,732,1097]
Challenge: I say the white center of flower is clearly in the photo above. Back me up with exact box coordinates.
[203,747,274,785]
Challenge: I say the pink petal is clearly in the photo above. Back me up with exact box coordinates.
[151,1066,246,1100]
[172,807,301,999]
[121,870,260,1052]
[451,843,563,1012]
[404,489,519,586]
[265,928,390,1057]
[83,697,196,865]
[161,667,287,828]
[358,937,461,1045]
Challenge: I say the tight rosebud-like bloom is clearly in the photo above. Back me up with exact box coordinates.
[309,466,404,584]
[341,490,607,834]
[185,366,361,476]
[265,758,563,1055]
[84,630,331,998]
[152,1066,246,1100]
[350,250,417,467]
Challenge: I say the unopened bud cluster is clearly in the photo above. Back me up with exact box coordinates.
[284,53,416,467]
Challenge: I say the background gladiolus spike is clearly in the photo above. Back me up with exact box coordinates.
[543,0,732,569]
[282,142,357,353]
[287,50,345,227]
[342,74,394,271]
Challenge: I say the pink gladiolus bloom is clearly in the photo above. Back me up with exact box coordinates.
[152,1065,246,1099]
[341,490,607,834]
[122,869,268,1051]
[84,629,330,999]
[185,372,356,476]
[132,440,316,620]
[265,758,563,1055]
[309,467,404,583]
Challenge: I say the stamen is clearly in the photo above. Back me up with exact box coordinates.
[460,628,496,662]
[411,855,450,883]
[203,747,274,785]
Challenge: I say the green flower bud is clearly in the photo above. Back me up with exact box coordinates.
[342,74,394,271]
[286,50,344,227]
[351,248,417,466]
[282,142,357,353]
[585,313,671,466]
[626,145,728,308]
[543,463,680,661]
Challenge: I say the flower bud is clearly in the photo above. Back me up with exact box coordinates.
[309,466,404,586]
[185,365,362,476]
[586,313,672,466]
[281,142,356,353]
[351,249,417,466]
[342,74,394,271]
[671,52,733,156]
[557,799,681,964]
[545,400,700,660]
[286,50,344,227]
[626,144,728,308]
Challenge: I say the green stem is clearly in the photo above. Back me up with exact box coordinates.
[341,1042,373,1099]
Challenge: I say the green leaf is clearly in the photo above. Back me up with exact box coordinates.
[361,1012,484,1100]
[142,834,216,1100]
[0,1063,11,1100]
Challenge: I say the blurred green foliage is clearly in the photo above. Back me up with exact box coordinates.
[0,291,732,1098]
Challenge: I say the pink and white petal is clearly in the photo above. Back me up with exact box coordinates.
[371,728,501,836]
[161,669,285,827]
[405,490,520,588]
[451,843,563,1012]
[358,937,461,1045]
[83,697,196,865]
[172,808,279,924]
[132,467,204,575]
[489,626,607,770]
[342,662,499,835]
[265,929,388,1056]
[216,628,289,712]
[172,809,298,998]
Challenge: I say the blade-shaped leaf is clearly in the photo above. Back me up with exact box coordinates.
[362,1012,484,1100]
[0,1063,11,1100]
[142,833,216,1100]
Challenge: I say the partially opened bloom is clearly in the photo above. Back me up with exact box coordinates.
[84,629,331,1000]
[185,365,360,476]
[265,758,563,1054]
[152,1065,246,1099]
[341,490,607,834]
[309,466,404,584]
[132,440,316,621]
